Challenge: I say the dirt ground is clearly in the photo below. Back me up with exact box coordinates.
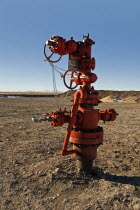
[0,97,140,210]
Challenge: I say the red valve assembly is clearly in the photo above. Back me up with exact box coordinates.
[33,34,119,174]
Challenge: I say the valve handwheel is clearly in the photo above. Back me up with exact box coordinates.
[44,44,62,63]
[63,70,78,89]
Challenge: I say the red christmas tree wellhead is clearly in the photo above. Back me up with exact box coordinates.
[32,34,119,174]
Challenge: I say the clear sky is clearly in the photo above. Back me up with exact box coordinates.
[0,0,140,92]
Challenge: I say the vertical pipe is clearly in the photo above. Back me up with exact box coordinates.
[61,91,81,155]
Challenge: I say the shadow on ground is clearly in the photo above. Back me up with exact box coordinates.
[94,167,140,187]
[52,167,140,187]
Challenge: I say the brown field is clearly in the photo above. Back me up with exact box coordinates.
[0,96,140,210]
[0,92,55,95]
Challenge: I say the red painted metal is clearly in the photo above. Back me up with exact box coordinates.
[41,34,118,172]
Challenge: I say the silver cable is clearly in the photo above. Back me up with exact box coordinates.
[48,61,71,109]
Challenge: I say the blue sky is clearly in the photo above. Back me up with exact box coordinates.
[0,0,140,92]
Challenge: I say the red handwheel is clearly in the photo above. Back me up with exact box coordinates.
[63,70,78,89]
[44,44,62,63]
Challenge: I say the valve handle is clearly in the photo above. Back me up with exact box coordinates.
[63,70,78,89]
[44,44,62,63]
